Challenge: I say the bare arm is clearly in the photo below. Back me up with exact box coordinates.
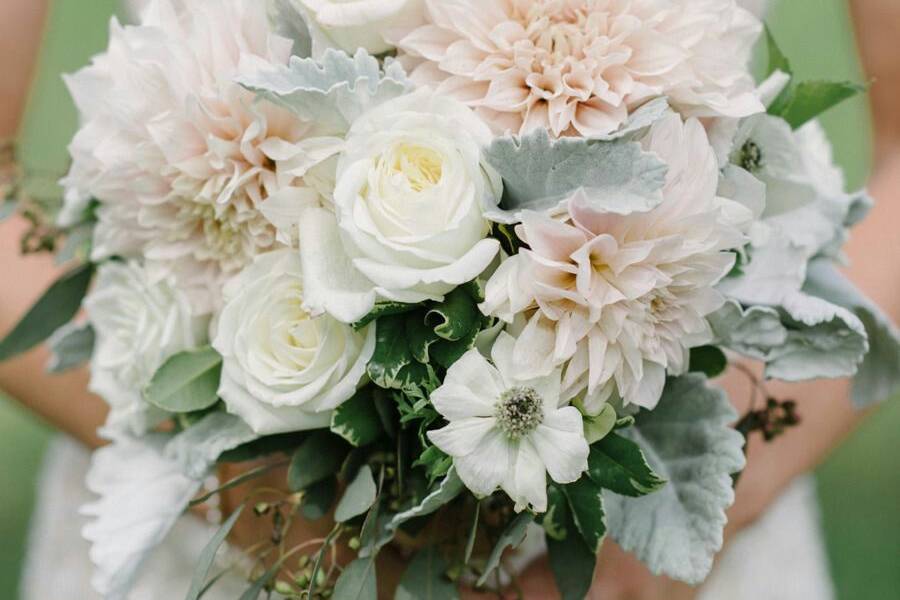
[0,0,107,448]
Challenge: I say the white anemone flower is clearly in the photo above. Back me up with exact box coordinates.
[481,114,746,412]
[427,332,589,512]
[62,0,337,314]
[393,0,763,137]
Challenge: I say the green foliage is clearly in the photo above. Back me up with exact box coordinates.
[302,477,337,520]
[46,322,94,373]
[476,513,533,586]
[764,27,865,129]
[365,287,490,392]
[587,432,666,497]
[331,388,385,447]
[336,465,378,522]
[0,262,94,361]
[218,432,306,463]
[539,484,569,541]
[288,431,348,491]
[333,557,378,600]
[387,469,464,537]
[143,347,223,414]
[582,403,618,444]
[563,477,607,553]
[185,505,244,600]
[395,546,458,600]
[546,492,596,600]
[774,81,866,129]
[688,345,728,378]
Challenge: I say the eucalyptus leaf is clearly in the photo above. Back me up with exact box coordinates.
[46,321,94,373]
[238,562,280,600]
[688,345,728,378]
[395,546,458,600]
[563,477,606,553]
[483,129,667,223]
[388,469,464,535]
[333,557,378,600]
[185,505,244,600]
[336,465,378,522]
[604,374,745,585]
[302,477,337,520]
[288,431,348,491]
[764,26,792,78]
[0,262,94,361]
[587,432,666,497]
[143,347,223,413]
[464,503,480,564]
[476,513,533,586]
[331,389,384,447]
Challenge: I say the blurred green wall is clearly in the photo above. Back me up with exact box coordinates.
[0,1,896,599]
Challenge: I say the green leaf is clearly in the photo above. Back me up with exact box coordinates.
[476,513,533,586]
[353,301,420,331]
[464,503,480,564]
[239,561,280,600]
[540,483,570,541]
[582,403,618,444]
[185,505,245,600]
[143,347,223,413]
[0,262,94,361]
[336,465,378,522]
[333,557,377,600]
[302,477,337,520]
[775,80,866,129]
[218,432,306,463]
[426,287,481,341]
[688,345,728,378]
[546,503,596,600]
[331,389,384,447]
[288,431,348,491]
[388,469,464,535]
[165,412,257,479]
[604,374,745,584]
[367,314,429,390]
[563,477,606,553]
[587,433,666,497]
[46,321,94,373]
[395,546,458,600]
[764,25,792,77]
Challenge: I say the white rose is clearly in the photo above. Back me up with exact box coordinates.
[299,89,502,323]
[295,0,424,57]
[212,249,375,434]
[85,261,209,434]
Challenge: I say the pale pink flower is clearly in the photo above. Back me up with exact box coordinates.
[481,114,747,411]
[62,0,329,313]
[393,0,763,137]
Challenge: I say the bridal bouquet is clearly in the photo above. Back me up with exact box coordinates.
[3,0,899,598]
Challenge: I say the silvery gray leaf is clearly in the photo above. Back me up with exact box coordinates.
[164,412,258,479]
[594,97,671,141]
[46,321,94,373]
[708,300,786,361]
[804,259,900,407]
[483,129,667,223]
[269,0,312,58]
[238,48,409,135]
[604,374,745,585]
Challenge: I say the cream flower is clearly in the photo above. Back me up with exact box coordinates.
[212,249,375,435]
[481,114,745,411]
[427,332,589,512]
[295,0,425,57]
[62,0,338,314]
[393,0,763,137]
[85,261,208,434]
[299,89,501,323]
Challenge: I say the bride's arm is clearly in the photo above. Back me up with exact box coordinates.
[0,0,108,448]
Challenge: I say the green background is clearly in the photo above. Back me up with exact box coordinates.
[1,1,897,599]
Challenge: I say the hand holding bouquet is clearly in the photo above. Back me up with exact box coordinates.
[2,1,898,598]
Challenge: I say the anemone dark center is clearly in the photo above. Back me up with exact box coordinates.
[739,140,764,173]
[496,386,544,439]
